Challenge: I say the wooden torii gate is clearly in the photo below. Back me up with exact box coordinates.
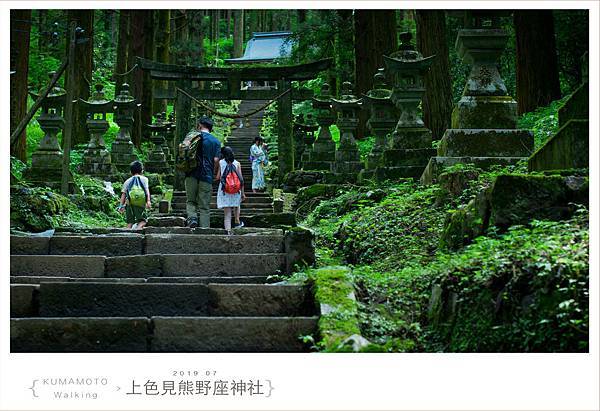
[137,57,332,178]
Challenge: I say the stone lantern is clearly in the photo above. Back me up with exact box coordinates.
[165,111,177,164]
[331,81,364,177]
[358,68,397,182]
[377,32,437,180]
[159,111,173,163]
[111,83,138,171]
[25,72,67,185]
[302,83,337,171]
[420,11,534,184]
[80,83,116,177]
[145,112,171,174]
[293,113,320,169]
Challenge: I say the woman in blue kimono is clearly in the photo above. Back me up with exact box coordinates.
[250,136,268,193]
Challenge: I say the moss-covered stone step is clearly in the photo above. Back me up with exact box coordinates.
[11,253,287,278]
[11,275,269,285]
[12,283,314,318]
[437,129,534,157]
[375,165,427,180]
[171,196,273,205]
[420,155,526,185]
[528,119,589,172]
[148,213,297,228]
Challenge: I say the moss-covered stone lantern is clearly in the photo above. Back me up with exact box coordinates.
[111,83,138,171]
[302,83,337,171]
[358,68,397,182]
[25,71,67,185]
[80,83,116,177]
[145,112,171,174]
[331,81,364,177]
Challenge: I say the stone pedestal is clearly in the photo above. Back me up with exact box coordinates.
[421,18,533,184]
[81,120,117,176]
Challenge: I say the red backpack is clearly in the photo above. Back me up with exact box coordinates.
[221,163,243,194]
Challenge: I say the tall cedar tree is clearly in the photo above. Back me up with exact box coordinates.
[233,10,244,58]
[416,10,453,141]
[114,10,129,95]
[10,9,31,161]
[65,10,94,147]
[353,10,397,138]
[155,10,171,114]
[514,10,561,114]
[128,10,153,146]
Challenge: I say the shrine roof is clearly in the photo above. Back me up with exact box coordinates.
[225,31,293,64]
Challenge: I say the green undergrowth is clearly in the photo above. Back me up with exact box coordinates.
[299,168,589,352]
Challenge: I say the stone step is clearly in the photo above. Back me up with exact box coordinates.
[11,275,269,285]
[11,233,284,256]
[148,213,296,228]
[170,203,274,211]
[11,316,318,352]
[11,253,287,278]
[172,191,270,198]
[171,196,273,205]
[14,283,314,318]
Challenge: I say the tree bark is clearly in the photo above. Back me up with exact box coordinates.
[514,10,562,114]
[114,10,129,95]
[10,9,31,161]
[226,10,232,37]
[128,10,149,146]
[416,10,453,141]
[155,10,170,113]
[298,9,306,25]
[353,10,397,138]
[64,10,94,147]
[233,10,244,58]
[142,11,155,127]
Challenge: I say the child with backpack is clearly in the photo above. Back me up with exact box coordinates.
[216,147,246,234]
[118,160,151,229]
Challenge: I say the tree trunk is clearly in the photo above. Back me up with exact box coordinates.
[37,10,47,54]
[416,10,453,141]
[10,9,31,161]
[514,10,562,114]
[155,10,170,114]
[233,10,244,58]
[128,10,148,146]
[226,10,232,37]
[353,10,397,138]
[142,11,155,127]
[64,10,94,147]
[211,10,219,43]
[114,10,129,95]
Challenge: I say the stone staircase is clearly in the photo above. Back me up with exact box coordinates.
[155,98,294,227]
[10,228,318,352]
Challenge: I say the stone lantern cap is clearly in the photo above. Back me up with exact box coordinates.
[384,32,435,73]
[312,82,333,104]
[114,83,136,105]
[148,112,167,132]
[364,68,393,101]
[29,71,66,109]
[331,81,362,107]
[79,84,113,114]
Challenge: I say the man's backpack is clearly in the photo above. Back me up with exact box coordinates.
[176,131,204,173]
[127,176,147,207]
[221,162,243,194]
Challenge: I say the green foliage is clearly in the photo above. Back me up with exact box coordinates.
[10,156,27,181]
[10,186,71,232]
[517,96,568,149]
[27,54,63,91]
[356,136,374,161]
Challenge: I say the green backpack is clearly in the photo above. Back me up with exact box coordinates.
[176,131,204,173]
[127,176,147,207]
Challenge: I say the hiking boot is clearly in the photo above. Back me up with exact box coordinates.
[187,217,198,228]
[233,221,245,229]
